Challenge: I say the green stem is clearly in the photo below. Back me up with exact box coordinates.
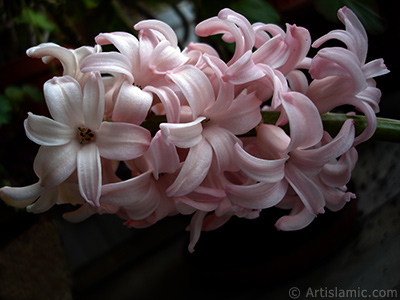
[141,112,400,143]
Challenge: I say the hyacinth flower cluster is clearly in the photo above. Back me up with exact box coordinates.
[0,7,389,252]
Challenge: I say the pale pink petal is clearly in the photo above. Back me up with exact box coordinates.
[166,137,213,197]
[286,70,309,94]
[100,171,159,219]
[290,119,355,169]
[44,76,84,127]
[202,213,232,231]
[362,59,390,79]
[134,19,178,48]
[145,86,181,123]
[210,91,262,135]
[223,50,265,85]
[281,92,323,152]
[160,117,205,148]
[150,131,180,178]
[278,24,311,75]
[253,35,290,68]
[233,143,287,182]
[195,16,244,63]
[175,196,220,213]
[218,8,255,55]
[26,43,76,74]
[320,147,358,187]
[324,186,356,212]
[309,48,367,93]
[275,201,316,231]
[149,40,189,74]
[0,182,44,208]
[82,72,105,130]
[167,65,214,118]
[96,122,151,161]
[95,32,139,70]
[187,210,207,253]
[202,54,234,114]
[203,126,241,173]
[77,143,102,207]
[256,124,290,159]
[113,82,153,125]
[81,52,134,84]
[33,143,79,189]
[24,113,75,146]
[285,162,325,215]
[226,180,288,209]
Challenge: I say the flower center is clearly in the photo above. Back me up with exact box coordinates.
[78,127,95,144]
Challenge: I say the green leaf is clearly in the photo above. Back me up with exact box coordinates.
[17,7,57,32]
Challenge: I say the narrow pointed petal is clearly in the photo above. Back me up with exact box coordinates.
[77,143,102,207]
[188,210,207,253]
[83,72,105,130]
[96,122,151,161]
[34,143,79,189]
[24,113,75,146]
[44,76,84,127]
[166,138,213,197]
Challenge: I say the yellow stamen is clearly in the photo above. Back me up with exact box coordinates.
[78,127,95,144]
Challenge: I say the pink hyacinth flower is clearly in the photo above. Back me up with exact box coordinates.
[23,74,151,207]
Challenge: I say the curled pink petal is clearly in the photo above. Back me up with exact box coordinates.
[166,137,213,197]
[81,52,134,84]
[160,117,205,148]
[226,180,288,209]
[134,19,178,48]
[167,65,214,119]
[275,201,316,231]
